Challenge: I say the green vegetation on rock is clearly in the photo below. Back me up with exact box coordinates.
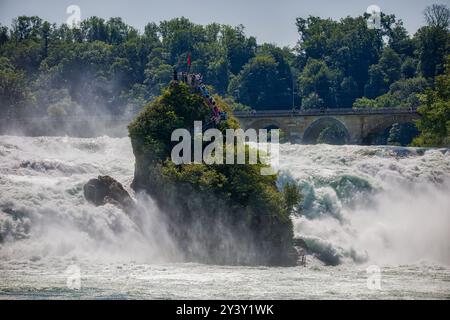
[128,82,298,266]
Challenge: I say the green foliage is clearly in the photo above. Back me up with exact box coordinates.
[301,92,324,110]
[379,48,402,84]
[413,56,450,147]
[387,123,419,146]
[296,15,383,104]
[296,8,448,113]
[416,25,449,78]
[401,57,418,78]
[352,97,378,109]
[0,24,8,46]
[46,90,82,117]
[222,25,257,75]
[364,64,388,98]
[0,7,448,146]
[282,182,302,214]
[0,16,260,117]
[364,48,402,98]
[129,82,297,265]
[317,124,349,145]
[417,5,450,78]
[355,77,429,109]
[299,59,337,108]
[0,57,35,118]
[228,53,292,109]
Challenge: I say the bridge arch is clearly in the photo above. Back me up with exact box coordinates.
[244,119,286,132]
[303,117,350,144]
[362,117,419,145]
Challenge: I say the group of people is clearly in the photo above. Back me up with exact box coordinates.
[198,83,228,126]
[174,71,203,87]
[173,69,227,127]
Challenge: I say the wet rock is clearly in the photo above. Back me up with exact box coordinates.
[293,238,310,253]
[83,176,135,214]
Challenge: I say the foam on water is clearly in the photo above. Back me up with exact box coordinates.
[0,136,449,298]
[0,136,177,264]
[277,143,450,266]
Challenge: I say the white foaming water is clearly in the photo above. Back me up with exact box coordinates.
[0,135,178,264]
[276,144,450,266]
[0,135,449,299]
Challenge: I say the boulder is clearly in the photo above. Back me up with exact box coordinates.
[84,176,135,214]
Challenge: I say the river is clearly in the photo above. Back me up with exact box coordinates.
[0,135,449,299]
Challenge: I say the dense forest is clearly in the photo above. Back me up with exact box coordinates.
[0,4,449,145]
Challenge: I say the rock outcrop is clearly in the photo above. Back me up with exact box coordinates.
[84,175,135,214]
[128,81,298,266]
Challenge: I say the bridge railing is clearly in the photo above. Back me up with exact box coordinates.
[0,108,418,124]
[233,107,418,118]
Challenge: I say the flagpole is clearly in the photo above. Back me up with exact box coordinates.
[187,53,191,73]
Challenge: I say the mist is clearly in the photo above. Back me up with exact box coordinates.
[277,144,450,266]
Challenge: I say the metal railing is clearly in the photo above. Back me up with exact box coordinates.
[0,108,419,125]
[233,107,419,118]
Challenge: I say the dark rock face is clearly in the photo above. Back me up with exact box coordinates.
[293,238,309,253]
[84,176,135,214]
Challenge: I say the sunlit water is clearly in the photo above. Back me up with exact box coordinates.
[0,135,449,299]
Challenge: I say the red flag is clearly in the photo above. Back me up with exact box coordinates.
[187,53,191,67]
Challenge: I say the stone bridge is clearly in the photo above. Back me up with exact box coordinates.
[233,108,420,144]
[0,108,420,144]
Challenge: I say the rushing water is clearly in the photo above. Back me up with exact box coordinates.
[0,135,449,299]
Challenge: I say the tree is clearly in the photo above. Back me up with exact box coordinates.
[228,55,279,109]
[40,21,52,58]
[81,16,108,42]
[0,57,34,118]
[387,123,419,146]
[0,11,446,129]
[379,48,402,84]
[357,77,429,109]
[416,5,449,79]
[301,92,323,110]
[364,64,388,98]
[282,182,302,214]
[222,25,256,75]
[337,76,359,107]
[258,44,294,106]
[387,20,415,57]
[296,15,384,98]
[159,17,205,65]
[364,48,402,98]
[106,17,135,45]
[10,16,43,41]
[424,4,450,29]
[0,24,9,46]
[416,25,449,78]
[401,57,418,78]
[191,34,230,93]
[413,56,450,147]
[228,45,294,110]
[144,48,173,98]
[299,59,337,108]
